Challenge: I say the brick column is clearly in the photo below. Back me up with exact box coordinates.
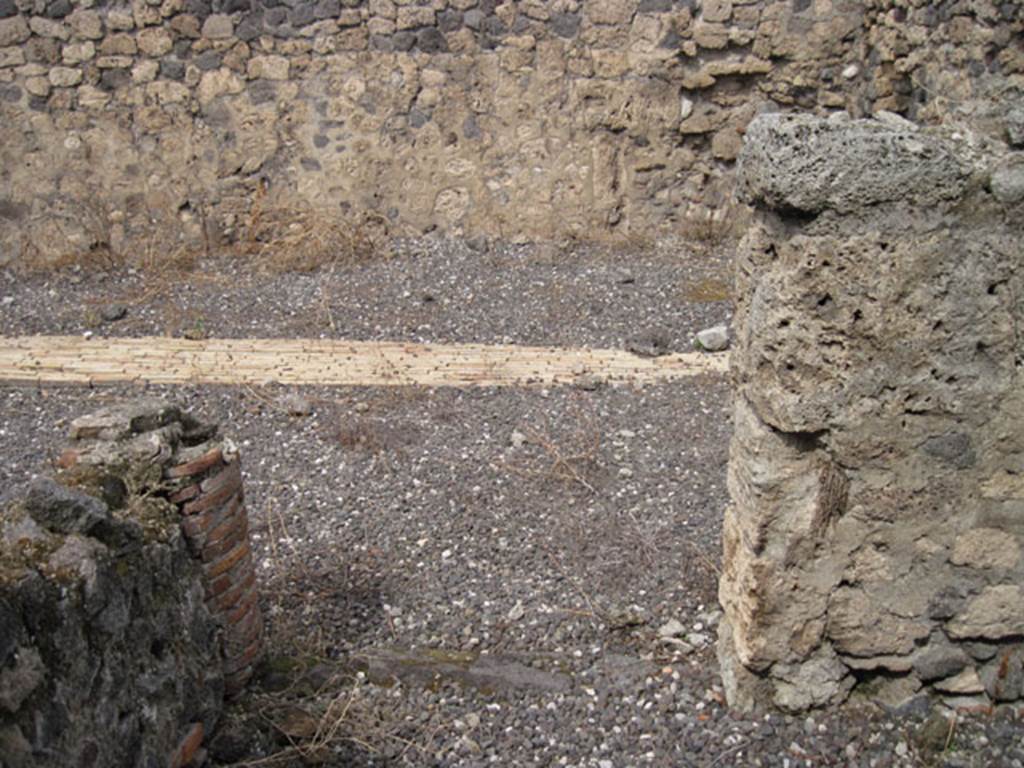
[167,442,263,697]
[59,399,264,701]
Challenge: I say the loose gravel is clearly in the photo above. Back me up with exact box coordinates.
[1,238,1020,767]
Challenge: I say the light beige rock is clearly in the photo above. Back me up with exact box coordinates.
[0,46,25,68]
[702,0,732,23]
[198,68,245,105]
[948,587,1024,640]
[396,6,434,29]
[0,16,31,47]
[62,41,95,64]
[48,66,83,87]
[68,10,103,39]
[586,0,636,25]
[951,529,1020,569]
[934,667,984,695]
[132,59,159,83]
[137,28,174,57]
[106,10,136,31]
[25,77,51,97]
[100,34,138,56]
[29,17,70,41]
[202,14,234,39]
[247,55,290,80]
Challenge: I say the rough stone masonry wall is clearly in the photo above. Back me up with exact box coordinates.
[0,0,1022,265]
[1,399,261,766]
[717,112,1024,713]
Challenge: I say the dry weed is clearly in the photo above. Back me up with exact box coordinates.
[237,190,389,273]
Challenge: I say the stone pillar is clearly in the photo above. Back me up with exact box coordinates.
[718,113,1024,712]
[60,399,263,697]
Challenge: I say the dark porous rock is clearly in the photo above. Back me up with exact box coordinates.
[313,0,338,19]
[0,85,21,103]
[921,432,975,469]
[981,647,1023,702]
[195,49,222,70]
[480,14,505,36]
[392,30,415,51]
[99,68,130,92]
[463,114,481,140]
[27,95,48,113]
[416,27,448,53]
[24,478,111,537]
[220,0,250,12]
[235,12,262,40]
[264,5,286,25]
[0,0,17,18]
[438,9,462,32]
[186,0,212,20]
[639,0,672,11]
[369,33,392,51]
[249,79,276,104]
[288,4,314,26]
[46,0,72,18]
[100,303,127,322]
[550,11,580,38]
[409,108,430,128]
[160,58,186,80]
[913,645,970,683]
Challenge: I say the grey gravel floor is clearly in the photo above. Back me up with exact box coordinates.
[1,237,1021,767]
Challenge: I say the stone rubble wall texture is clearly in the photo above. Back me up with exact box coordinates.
[717,111,1024,713]
[0,399,261,767]
[0,0,1022,264]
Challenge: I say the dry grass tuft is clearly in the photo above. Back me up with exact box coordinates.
[237,195,390,273]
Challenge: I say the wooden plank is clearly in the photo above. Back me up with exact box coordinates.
[0,336,728,387]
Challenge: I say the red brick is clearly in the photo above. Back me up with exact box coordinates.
[225,589,259,626]
[200,523,246,563]
[200,460,241,495]
[208,569,256,613]
[204,505,246,548]
[169,482,200,504]
[165,446,223,479]
[224,634,263,676]
[169,722,204,768]
[182,473,241,516]
[204,540,250,578]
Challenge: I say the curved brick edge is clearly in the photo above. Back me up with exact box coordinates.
[168,447,264,698]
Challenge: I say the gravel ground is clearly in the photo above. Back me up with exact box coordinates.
[1,238,1021,767]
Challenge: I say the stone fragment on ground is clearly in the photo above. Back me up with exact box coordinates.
[695,324,729,352]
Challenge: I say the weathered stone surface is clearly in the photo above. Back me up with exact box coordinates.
[738,113,968,214]
[991,160,1024,205]
[247,54,289,80]
[720,113,1024,712]
[947,587,1024,640]
[951,528,1020,570]
[0,16,30,46]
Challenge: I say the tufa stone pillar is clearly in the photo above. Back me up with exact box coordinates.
[718,113,1024,712]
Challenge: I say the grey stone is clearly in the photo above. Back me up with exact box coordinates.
[696,324,729,352]
[1006,107,1024,147]
[100,304,127,322]
[981,648,1023,701]
[738,113,968,214]
[195,49,222,71]
[0,0,17,19]
[639,0,673,11]
[392,30,415,51]
[46,0,71,18]
[550,11,580,38]
[920,432,975,469]
[913,645,970,682]
[235,13,262,41]
[313,0,338,19]
[408,108,429,128]
[24,478,112,537]
[416,27,447,52]
[463,8,483,29]
[990,162,1024,204]
[288,4,314,26]
[160,58,186,81]
[0,647,44,713]
[462,114,481,140]
[438,9,462,32]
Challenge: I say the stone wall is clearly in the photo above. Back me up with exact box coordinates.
[1,399,261,766]
[1,0,1021,264]
[717,112,1024,712]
